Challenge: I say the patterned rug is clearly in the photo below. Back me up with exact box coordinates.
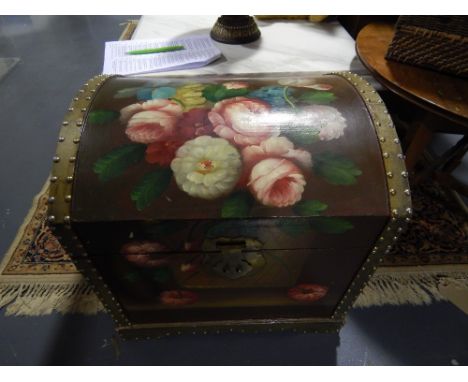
[1,177,467,316]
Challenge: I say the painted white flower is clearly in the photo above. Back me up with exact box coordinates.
[171,136,242,199]
[302,105,347,141]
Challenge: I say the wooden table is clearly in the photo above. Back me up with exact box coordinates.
[356,23,468,195]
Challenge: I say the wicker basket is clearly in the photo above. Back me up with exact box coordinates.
[386,16,468,78]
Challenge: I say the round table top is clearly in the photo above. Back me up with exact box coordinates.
[356,23,468,127]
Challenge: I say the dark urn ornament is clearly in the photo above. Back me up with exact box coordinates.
[210,15,261,44]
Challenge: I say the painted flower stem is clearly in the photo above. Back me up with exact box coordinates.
[283,86,296,109]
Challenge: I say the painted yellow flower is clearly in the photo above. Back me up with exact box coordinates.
[171,136,242,199]
[175,83,207,109]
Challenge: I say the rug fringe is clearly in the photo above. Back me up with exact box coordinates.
[354,270,468,308]
[1,270,467,316]
[0,282,103,316]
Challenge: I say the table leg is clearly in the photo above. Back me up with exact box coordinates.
[404,123,434,173]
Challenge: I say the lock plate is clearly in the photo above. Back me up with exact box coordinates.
[202,237,264,280]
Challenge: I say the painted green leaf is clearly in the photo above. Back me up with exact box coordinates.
[144,221,188,237]
[93,144,146,182]
[299,90,336,104]
[131,167,172,211]
[309,217,354,234]
[206,220,259,238]
[202,84,249,102]
[221,191,254,218]
[88,110,120,125]
[285,129,320,146]
[314,153,362,185]
[152,267,171,283]
[123,272,140,283]
[275,220,310,237]
[113,87,140,99]
[293,200,328,216]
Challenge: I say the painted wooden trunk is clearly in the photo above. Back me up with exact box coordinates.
[47,72,412,339]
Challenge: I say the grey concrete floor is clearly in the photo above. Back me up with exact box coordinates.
[0,15,467,366]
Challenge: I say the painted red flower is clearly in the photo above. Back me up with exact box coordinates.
[177,108,214,140]
[160,290,199,305]
[121,241,169,268]
[287,284,328,302]
[145,140,184,166]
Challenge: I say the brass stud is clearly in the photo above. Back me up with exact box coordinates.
[379,236,384,241]
[405,217,411,222]
[66,176,73,183]
[387,245,392,250]
[73,137,80,144]
[393,236,399,242]
[47,215,56,223]
[73,97,79,101]
[76,121,82,127]
[387,171,393,178]
[404,189,411,196]
[79,89,85,93]
[397,153,404,159]
[81,108,87,112]
[50,176,58,183]
[406,208,413,215]
[52,156,60,163]
[383,152,389,158]
[389,188,396,196]
[379,137,386,142]
[58,136,65,142]
[69,156,76,163]
[68,107,74,112]
[392,209,399,216]
[85,96,91,100]
[65,195,72,202]
[397,227,403,232]
[394,138,400,144]
[47,196,55,204]
[401,171,408,178]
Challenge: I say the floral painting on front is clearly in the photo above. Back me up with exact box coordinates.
[91,77,362,220]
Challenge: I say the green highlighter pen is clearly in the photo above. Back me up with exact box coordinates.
[126,45,185,55]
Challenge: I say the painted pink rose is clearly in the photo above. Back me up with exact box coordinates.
[120,241,168,268]
[208,97,280,146]
[238,136,312,187]
[121,99,184,144]
[287,284,328,302]
[223,81,249,89]
[160,290,199,306]
[248,158,306,207]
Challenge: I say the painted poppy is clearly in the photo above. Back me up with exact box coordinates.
[287,283,328,302]
[160,290,199,306]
